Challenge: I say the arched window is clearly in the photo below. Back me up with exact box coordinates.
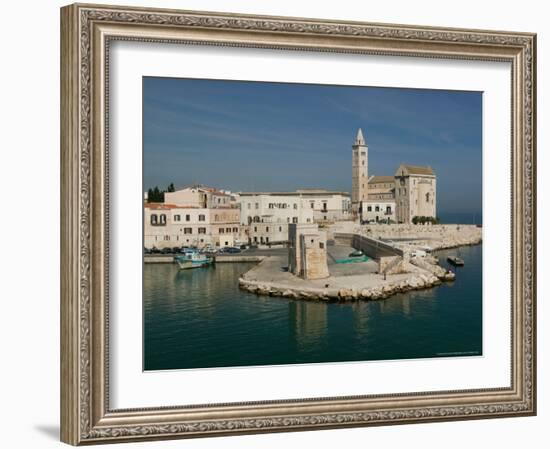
[150,214,158,225]
[159,214,166,225]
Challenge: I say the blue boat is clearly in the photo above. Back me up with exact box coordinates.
[174,249,213,270]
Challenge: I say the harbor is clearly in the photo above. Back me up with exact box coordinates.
[144,224,481,303]
[144,242,482,370]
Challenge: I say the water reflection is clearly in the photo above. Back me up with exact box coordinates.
[288,301,328,352]
[144,245,482,370]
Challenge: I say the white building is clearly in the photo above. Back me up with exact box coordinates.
[239,194,313,245]
[350,128,437,224]
[164,185,232,209]
[362,176,396,223]
[239,190,351,245]
[144,185,241,249]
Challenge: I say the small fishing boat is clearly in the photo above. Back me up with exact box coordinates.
[349,249,364,257]
[447,256,465,266]
[174,249,213,270]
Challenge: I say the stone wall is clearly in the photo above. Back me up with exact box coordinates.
[334,232,403,259]
[289,223,329,280]
[300,233,330,279]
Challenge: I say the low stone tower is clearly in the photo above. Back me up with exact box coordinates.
[288,223,330,280]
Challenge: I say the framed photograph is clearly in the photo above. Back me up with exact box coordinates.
[60,3,537,445]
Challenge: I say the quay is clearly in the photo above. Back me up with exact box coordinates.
[238,224,481,302]
[144,252,270,264]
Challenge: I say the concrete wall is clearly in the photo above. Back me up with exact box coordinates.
[334,232,403,259]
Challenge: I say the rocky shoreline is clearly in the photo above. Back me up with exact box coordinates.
[239,264,452,303]
[237,225,481,303]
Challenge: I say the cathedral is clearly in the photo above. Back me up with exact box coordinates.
[351,128,437,224]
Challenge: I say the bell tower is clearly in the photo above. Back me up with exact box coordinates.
[351,128,368,216]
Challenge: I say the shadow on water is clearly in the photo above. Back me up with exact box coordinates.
[144,244,482,370]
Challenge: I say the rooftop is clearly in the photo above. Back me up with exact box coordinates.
[239,190,350,197]
[368,175,395,184]
[398,164,435,176]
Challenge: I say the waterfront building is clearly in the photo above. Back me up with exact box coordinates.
[145,185,241,249]
[352,129,437,224]
[239,190,351,245]
[164,185,232,209]
[362,176,396,223]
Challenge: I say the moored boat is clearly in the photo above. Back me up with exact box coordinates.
[175,249,213,270]
[447,256,465,266]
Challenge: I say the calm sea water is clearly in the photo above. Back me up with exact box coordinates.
[144,244,482,371]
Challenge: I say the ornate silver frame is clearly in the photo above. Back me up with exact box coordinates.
[60,3,536,445]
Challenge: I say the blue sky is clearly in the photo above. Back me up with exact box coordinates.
[143,77,482,216]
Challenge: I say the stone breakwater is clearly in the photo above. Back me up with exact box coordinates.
[239,271,444,302]
[328,223,482,251]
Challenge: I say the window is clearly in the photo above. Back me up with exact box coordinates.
[159,214,166,225]
[198,228,206,234]
[367,206,372,212]
[306,218,311,223]
[214,215,219,221]
[226,227,231,233]
[310,202,315,209]
[319,242,324,249]
[254,227,257,232]
[255,203,259,209]
[247,203,251,209]
[173,214,181,222]
[279,226,282,232]
[375,206,380,212]
[164,235,170,241]
[150,214,158,225]
[198,214,205,221]
[184,228,192,234]
[266,237,269,243]
[233,227,238,233]
[426,192,430,203]
[292,217,298,224]
[219,228,224,234]
[185,214,190,221]
[266,227,269,232]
